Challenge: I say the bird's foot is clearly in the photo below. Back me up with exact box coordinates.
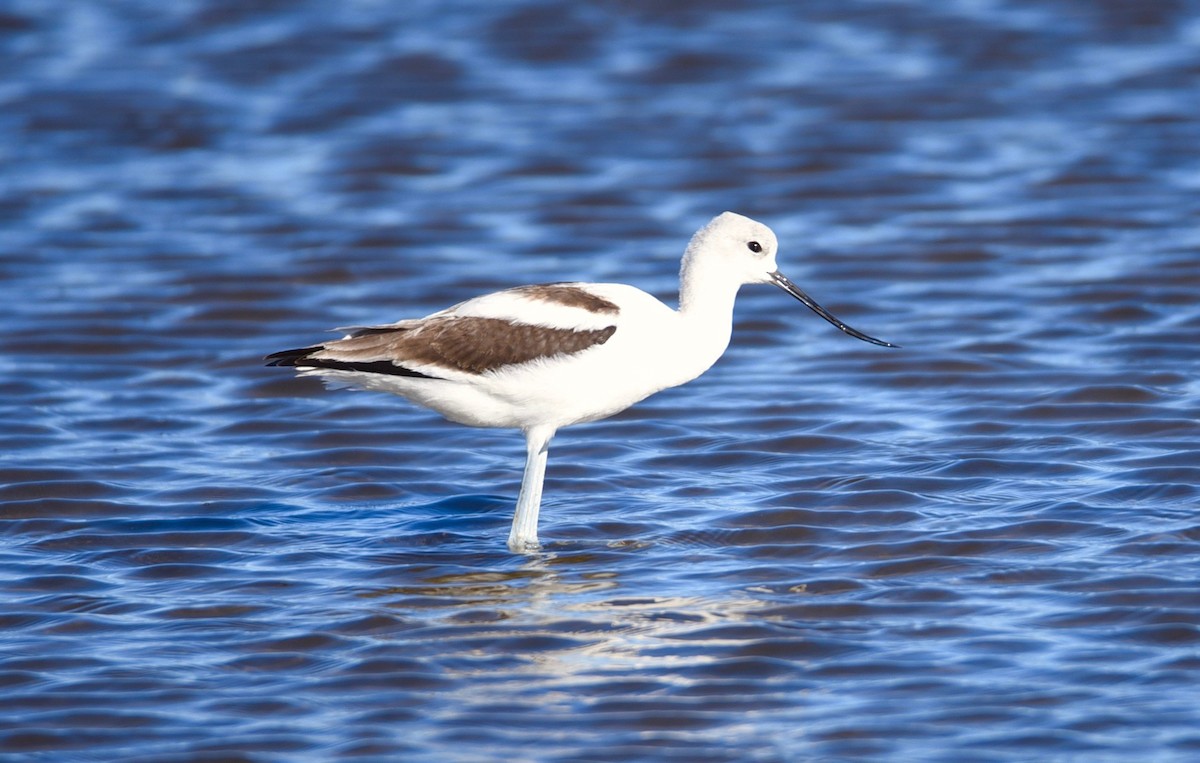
[506,535,542,554]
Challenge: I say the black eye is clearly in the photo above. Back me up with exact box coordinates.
[747,241,763,253]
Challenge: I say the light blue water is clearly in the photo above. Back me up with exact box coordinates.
[2,1,1199,760]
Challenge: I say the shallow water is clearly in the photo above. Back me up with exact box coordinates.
[3,1,1200,761]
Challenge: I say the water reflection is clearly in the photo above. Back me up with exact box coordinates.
[3,0,1200,760]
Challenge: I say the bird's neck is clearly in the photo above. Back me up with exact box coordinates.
[673,257,741,385]
[678,256,741,322]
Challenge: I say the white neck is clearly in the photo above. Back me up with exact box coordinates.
[678,249,742,319]
[667,253,742,385]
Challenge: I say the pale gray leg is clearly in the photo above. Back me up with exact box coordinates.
[507,425,555,553]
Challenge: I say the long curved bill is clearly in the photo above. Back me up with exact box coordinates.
[770,271,898,348]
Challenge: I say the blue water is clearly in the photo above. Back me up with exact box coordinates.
[3,1,1200,760]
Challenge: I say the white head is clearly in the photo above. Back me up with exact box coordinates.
[682,211,781,286]
[682,211,897,348]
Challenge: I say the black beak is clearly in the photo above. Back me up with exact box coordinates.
[770,271,898,348]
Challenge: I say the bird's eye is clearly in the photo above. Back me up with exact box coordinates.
[747,241,763,253]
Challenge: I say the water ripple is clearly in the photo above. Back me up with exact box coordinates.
[2,1,1199,761]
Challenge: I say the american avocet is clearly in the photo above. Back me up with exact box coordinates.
[267,212,895,552]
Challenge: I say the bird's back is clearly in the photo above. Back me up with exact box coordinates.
[267,281,701,430]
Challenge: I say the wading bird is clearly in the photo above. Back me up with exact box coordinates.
[267,212,895,551]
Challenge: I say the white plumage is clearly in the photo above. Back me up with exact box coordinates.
[268,211,894,551]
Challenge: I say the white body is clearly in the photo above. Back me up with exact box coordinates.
[271,212,892,552]
[309,282,732,432]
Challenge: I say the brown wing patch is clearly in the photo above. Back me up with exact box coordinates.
[317,317,617,376]
[511,284,620,315]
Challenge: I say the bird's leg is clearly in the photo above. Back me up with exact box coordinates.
[508,426,555,553]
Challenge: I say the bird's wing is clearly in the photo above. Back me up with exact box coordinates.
[266,283,621,379]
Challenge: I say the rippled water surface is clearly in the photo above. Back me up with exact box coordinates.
[3,1,1200,760]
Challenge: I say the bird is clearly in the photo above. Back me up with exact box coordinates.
[267,212,895,552]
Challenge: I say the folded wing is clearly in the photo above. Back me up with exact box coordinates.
[266,283,621,380]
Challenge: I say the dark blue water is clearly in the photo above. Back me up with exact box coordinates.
[3,1,1199,760]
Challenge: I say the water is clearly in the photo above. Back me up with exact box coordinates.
[3,1,1199,760]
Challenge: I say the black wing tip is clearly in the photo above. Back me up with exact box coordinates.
[316,360,438,379]
[265,348,439,379]
[264,346,324,367]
